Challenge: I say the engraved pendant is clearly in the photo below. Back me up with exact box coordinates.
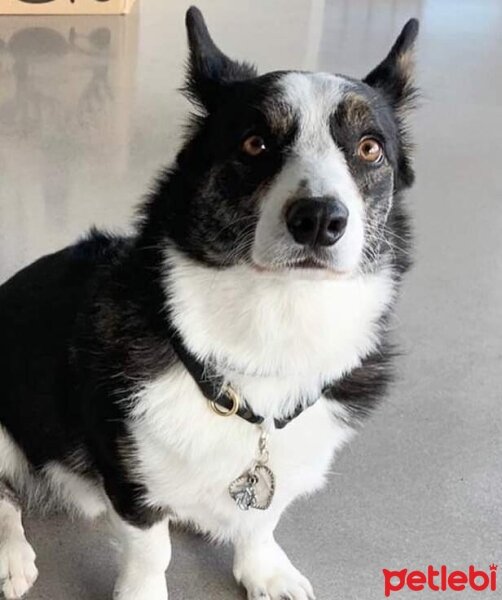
[229,464,275,511]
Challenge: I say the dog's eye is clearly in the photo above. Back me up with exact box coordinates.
[357,137,384,164]
[242,135,267,157]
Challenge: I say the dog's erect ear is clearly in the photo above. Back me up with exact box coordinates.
[184,6,257,111]
[364,19,419,111]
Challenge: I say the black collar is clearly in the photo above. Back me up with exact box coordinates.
[168,328,317,430]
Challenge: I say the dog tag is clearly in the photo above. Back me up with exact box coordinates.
[229,464,275,511]
[229,427,275,511]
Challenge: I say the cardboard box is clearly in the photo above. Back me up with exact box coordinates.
[0,0,137,16]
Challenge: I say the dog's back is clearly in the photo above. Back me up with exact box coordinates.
[0,232,122,470]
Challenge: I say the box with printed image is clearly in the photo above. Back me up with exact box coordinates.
[0,0,137,16]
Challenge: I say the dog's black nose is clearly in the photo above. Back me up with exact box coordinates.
[286,197,349,247]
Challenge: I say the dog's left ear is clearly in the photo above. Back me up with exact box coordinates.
[184,6,257,112]
[364,19,419,112]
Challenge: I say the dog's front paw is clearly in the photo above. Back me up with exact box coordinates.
[113,574,168,600]
[245,571,314,600]
[234,541,314,600]
[0,533,38,599]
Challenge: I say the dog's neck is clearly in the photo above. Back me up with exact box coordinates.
[163,249,396,397]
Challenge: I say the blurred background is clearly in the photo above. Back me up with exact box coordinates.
[0,1,501,598]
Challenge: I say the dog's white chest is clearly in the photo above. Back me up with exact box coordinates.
[130,369,353,538]
[130,263,395,537]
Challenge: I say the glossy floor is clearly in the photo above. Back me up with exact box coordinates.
[0,1,501,599]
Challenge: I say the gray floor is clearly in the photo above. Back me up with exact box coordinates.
[1,1,501,599]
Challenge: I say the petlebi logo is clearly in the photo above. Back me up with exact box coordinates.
[383,564,497,597]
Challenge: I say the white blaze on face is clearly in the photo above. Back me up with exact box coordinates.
[252,72,365,273]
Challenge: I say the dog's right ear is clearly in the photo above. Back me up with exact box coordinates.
[184,6,257,112]
[363,19,419,113]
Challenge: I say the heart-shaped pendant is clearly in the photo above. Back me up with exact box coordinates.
[229,464,275,511]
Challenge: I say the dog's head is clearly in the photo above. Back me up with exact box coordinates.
[156,7,418,277]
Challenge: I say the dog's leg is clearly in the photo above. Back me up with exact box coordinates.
[0,480,38,600]
[111,511,171,600]
[233,522,315,600]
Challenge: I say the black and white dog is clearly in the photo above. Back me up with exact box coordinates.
[0,7,418,600]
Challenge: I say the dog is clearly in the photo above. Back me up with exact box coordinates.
[0,7,419,600]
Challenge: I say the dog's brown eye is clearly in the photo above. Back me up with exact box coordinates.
[242,135,266,157]
[357,137,384,164]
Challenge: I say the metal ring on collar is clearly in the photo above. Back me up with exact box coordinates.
[209,385,240,417]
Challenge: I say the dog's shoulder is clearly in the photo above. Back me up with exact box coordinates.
[0,228,128,298]
[0,228,130,340]
[70,227,130,266]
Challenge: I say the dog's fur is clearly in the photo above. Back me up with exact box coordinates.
[0,8,418,600]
